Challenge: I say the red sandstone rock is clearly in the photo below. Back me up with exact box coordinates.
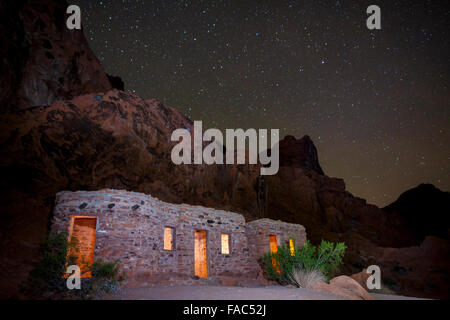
[278,135,324,174]
[350,269,370,289]
[329,276,374,300]
[312,276,374,300]
[0,0,112,113]
[312,282,351,299]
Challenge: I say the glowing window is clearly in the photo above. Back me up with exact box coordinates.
[221,233,230,254]
[269,235,278,253]
[289,238,295,256]
[164,227,174,250]
[269,235,280,273]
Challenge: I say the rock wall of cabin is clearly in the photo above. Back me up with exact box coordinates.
[246,218,307,259]
[52,189,261,285]
[52,189,306,286]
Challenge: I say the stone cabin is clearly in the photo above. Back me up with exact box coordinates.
[51,189,307,286]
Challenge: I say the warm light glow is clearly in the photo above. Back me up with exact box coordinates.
[194,230,207,277]
[269,235,278,253]
[164,227,174,250]
[67,217,97,278]
[289,238,295,256]
[269,235,280,273]
[221,233,230,254]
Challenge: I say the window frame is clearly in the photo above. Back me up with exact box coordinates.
[220,233,231,255]
[163,226,176,251]
[289,238,295,256]
[269,234,278,253]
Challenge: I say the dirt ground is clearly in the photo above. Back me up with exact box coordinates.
[99,285,426,300]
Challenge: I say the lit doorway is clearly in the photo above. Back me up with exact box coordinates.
[194,230,207,278]
[68,216,97,278]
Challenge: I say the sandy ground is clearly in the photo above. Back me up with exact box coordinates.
[99,285,426,300]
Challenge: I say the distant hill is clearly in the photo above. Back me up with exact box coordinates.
[384,184,450,244]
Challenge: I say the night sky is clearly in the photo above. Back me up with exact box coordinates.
[73,0,449,206]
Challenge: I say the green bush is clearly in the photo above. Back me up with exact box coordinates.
[89,259,123,295]
[25,232,78,296]
[24,231,124,299]
[92,259,121,279]
[261,239,346,284]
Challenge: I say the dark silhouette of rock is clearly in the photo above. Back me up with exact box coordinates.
[383,184,450,244]
[279,135,324,174]
[0,0,112,113]
[107,75,125,91]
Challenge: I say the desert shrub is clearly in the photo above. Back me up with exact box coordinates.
[297,240,347,279]
[261,239,346,285]
[89,259,123,294]
[287,267,326,289]
[25,232,78,297]
[24,231,123,299]
[91,259,121,279]
[70,258,123,299]
[261,244,296,284]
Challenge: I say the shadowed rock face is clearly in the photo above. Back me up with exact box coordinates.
[0,0,112,113]
[384,184,450,245]
[107,75,125,91]
[279,135,324,174]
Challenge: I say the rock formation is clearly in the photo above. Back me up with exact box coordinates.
[0,0,448,300]
[383,184,450,245]
[107,75,125,91]
[313,275,374,300]
[0,0,112,113]
[279,135,324,174]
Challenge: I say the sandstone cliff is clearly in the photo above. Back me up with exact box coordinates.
[0,0,112,113]
[0,0,448,300]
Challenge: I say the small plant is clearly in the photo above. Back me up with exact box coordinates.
[287,267,326,289]
[296,240,347,279]
[90,259,123,294]
[25,232,78,297]
[24,231,124,299]
[70,258,124,299]
[261,239,346,286]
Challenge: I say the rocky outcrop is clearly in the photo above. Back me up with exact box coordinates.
[349,269,370,288]
[107,75,125,91]
[313,276,374,300]
[383,184,450,245]
[358,236,450,299]
[278,135,324,174]
[0,0,112,113]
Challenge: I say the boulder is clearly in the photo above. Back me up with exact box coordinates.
[312,276,374,300]
[330,276,374,300]
[350,269,370,289]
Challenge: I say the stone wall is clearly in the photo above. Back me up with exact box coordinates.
[247,218,307,259]
[51,189,306,286]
